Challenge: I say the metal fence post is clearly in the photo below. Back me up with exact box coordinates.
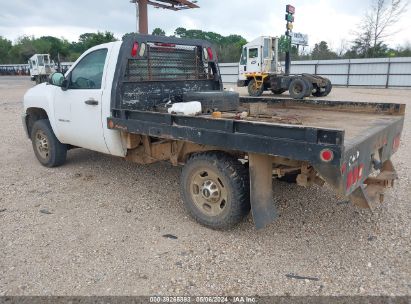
[346,59,351,87]
[386,59,391,89]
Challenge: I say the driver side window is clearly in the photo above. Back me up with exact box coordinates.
[70,49,108,89]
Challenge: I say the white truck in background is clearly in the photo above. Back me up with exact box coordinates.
[28,54,55,84]
[237,36,332,99]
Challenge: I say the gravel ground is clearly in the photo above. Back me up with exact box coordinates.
[0,76,410,296]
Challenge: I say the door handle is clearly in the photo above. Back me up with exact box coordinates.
[84,99,99,106]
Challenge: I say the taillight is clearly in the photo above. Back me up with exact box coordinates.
[131,42,139,57]
[154,43,176,48]
[203,47,209,61]
[346,163,364,190]
[207,47,214,61]
[353,166,359,184]
[346,171,353,190]
[139,43,146,56]
[393,134,401,152]
[320,149,334,162]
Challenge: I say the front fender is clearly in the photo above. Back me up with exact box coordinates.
[23,83,60,139]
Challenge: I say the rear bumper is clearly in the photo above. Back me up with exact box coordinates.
[349,160,397,210]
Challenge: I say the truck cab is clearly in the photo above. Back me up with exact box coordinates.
[238,36,332,99]
[239,36,281,79]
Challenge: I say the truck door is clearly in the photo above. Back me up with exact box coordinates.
[247,47,261,73]
[238,47,247,80]
[53,48,110,154]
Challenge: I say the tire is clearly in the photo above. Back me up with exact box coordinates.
[181,152,250,229]
[303,79,313,97]
[323,80,332,96]
[31,119,67,167]
[313,80,332,97]
[248,79,264,97]
[183,91,240,113]
[271,89,286,95]
[289,78,309,99]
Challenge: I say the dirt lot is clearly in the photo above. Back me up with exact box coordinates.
[0,76,410,296]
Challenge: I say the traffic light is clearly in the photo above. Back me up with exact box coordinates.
[286,4,295,14]
[285,13,294,22]
[285,4,295,36]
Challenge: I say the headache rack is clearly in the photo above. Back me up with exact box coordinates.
[112,34,222,112]
[125,43,212,82]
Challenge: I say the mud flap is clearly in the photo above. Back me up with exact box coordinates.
[249,153,278,229]
[349,160,397,210]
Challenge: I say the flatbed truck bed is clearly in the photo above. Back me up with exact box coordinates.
[109,96,404,228]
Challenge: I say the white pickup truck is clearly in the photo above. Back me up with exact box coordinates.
[23,34,405,230]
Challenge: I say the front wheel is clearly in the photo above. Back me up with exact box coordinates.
[31,119,67,167]
[248,79,264,97]
[181,152,250,229]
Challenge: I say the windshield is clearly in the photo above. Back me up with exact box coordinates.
[37,55,44,66]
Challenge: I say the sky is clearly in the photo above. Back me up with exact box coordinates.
[1,0,410,52]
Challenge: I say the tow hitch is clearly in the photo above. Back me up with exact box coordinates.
[349,160,397,210]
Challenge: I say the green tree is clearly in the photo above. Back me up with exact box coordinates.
[12,36,37,62]
[0,36,12,64]
[174,28,247,62]
[351,0,408,58]
[311,41,339,60]
[152,28,166,36]
[395,44,411,57]
[277,35,299,61]
[78,31,117,52]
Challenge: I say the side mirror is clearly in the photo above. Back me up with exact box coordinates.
[61,79,69,91]
[49,72,65,87]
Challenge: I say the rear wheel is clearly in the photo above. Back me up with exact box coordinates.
[313,80,332,97]
[289,78,309,99]
[31,119,67,167]
[303,79,313,97]
[248,79,264,97]
[181,152,250,229]
[323,80,332,96]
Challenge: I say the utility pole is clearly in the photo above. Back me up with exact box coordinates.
[130,0,199,35]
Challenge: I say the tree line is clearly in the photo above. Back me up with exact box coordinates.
[0,0,409,64]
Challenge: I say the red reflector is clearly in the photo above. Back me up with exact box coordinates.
[393,134,401,152]
[358,164,364,180]
[341,163,347,174]
[131,42,139,57]
[353,166,359,184]
[320,149,333,162]
[207,47,214,61]
[346,171,353,190]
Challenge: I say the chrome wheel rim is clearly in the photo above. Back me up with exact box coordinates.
[190,169,228,216]
[35,130,50,161]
